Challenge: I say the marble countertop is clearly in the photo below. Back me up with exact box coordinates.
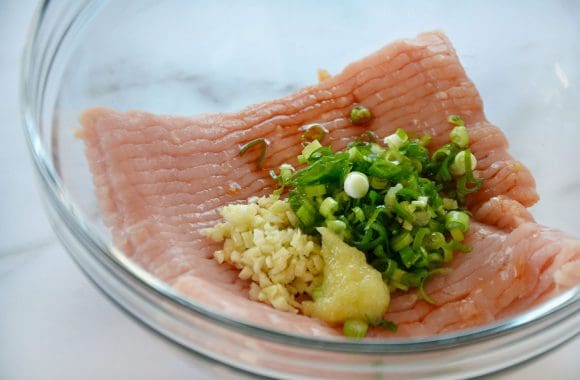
[0,1,577,379]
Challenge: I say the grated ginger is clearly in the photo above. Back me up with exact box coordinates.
[204,195,323,313]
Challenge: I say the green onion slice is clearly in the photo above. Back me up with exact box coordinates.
[271,115,483,302]
[365,315,398,332]
[447,115,465,126]
[239,138,269,168]
[418,268,452,304]
[450,126,469,148]
[343,319,369,338]
[302,124,327,142]
[350,105,372,125]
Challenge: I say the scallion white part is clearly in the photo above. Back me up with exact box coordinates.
[383,129,408,149]
[344,171,370,199]
[450,150,477,176]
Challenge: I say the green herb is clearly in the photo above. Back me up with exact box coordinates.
[360,131,379,143]
[447,115,465,126]
[445,210,470,241]
[239,138,269,168]
[366,316,398,332]
[270,163,295,195]
[344,171,370,199]
[319,197,339,218]
[302,124,327,142]
[297,139,323,164]
[350,105,372,125]
[272,114,483,298]
[343,319,369,338]
[450,126,469,148]
[418,268,452,304]
[325,219,347,236]
[383,129,409,149]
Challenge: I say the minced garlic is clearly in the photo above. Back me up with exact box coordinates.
[205,195,323,313]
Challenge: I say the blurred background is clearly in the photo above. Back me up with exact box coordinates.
[0,1,577,379]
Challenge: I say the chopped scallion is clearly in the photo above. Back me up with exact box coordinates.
[383,128,409,149]
[344,171,369,199]
[352,207,365,223]
[445,211,470,242]
[278,118,482,306]
[450,126,469,148]
[302,124,327,142]
[319,197,339,218]
[326,219,347,235]
[412,228,430,251]
[296,202,318,228]
[450,150,477,176]
[305,184,327,197]
[239,138,269,168]
[297,140,323,163]
[343,319,369,338]
[442,198,458,210]
[391,231,413,251]
[418,268,452,304]
[384,183,403,211]
[425,232,446,249]
[349,105,372,125]
[366,316,398,332]
[447,115,465,126]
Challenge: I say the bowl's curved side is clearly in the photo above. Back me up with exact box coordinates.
[20,1,580,379]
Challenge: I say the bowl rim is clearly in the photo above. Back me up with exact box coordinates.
[20,0,580,355]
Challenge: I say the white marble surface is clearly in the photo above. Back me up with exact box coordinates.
[0,1,577,379]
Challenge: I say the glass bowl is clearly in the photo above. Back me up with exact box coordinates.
[22,1,579,378]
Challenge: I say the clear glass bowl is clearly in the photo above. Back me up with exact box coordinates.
[22,1,579,378]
